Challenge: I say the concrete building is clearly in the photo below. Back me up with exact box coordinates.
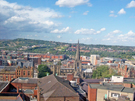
[88,83,135,101]
[90,55,100,65]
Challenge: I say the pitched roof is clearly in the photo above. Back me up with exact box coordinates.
[4,66,16,71]
[12,77,38,84]
[17,61,34,68]
[0,81,9,93]
[38,74,79,99]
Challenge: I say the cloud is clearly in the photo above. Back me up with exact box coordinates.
[109,10,117,17]
[104,30,135,43]
[74,28,106,34]
[55,0,92,7]
[126,0,135,8]
[109,14,117,17]
[112,30,121,34]
[100,28,106,31]
[83,11,89,15]
[118,8,126,14]
[106,30,121,37]
[50,27,70,34]
[0,0,64,38]
[57,35,61,38]
[68,15,71,18]
[110,11,114,13]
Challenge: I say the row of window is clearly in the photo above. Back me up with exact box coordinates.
[0,75,14,81]
[17,71,30,76]
[61,70,73,73]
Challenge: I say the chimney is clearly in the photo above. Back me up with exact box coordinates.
[125,65,127,72]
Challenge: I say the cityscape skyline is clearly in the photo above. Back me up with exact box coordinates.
[0,0,135,46]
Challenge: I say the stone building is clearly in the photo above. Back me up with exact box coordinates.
[51,40,92,79]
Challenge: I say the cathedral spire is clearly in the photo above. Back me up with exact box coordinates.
[76,40,80,60]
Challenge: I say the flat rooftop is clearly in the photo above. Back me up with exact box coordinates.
[89,83,134,93]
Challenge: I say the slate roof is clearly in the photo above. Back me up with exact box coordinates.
[4,66,16,71]
[89,83,135,93]
[12,77,38,84]
[0,81,9,93]
[124,78,135,84]
[82,79,103,83]
[38,74,79,100]
[17,61,34,68]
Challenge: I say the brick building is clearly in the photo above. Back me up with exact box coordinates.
[117,63,135,78]
[37,74,79,101]
[0,66,16,81]
[0,61,35,81]
[16,61,34,78]
[11,77,38,100]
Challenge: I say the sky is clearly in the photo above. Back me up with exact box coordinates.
[0,0,135,46]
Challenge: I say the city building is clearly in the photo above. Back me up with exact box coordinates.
[90,55,100,65]
[88,83,134,101]
[37,74,80,101]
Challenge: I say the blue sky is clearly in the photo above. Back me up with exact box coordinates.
[0,0,135,46]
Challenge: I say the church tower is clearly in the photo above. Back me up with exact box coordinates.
[74,40,82,77]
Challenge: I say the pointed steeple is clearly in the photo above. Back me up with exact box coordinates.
[76,40,80,60]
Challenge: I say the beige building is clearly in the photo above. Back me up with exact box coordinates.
[88,83,134,101]
[90,55,100,65]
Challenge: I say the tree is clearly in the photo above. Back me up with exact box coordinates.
[92,65,117,79]
[37,64,52,78]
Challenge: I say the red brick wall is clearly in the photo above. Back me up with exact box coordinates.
[59,55,63,59]
[82,61,90,64]
[55,56,59,59]
[88,85,97,101]
[38,58,41,64]
[123,83,131,88]
[109,60,112,63]
[51,56,55,59]
[47,55,50,58]
[95,60,98,65]
[67,74,74,81]
[1,74,16,81]
[40,96,79,101]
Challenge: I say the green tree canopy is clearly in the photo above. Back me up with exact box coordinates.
[92,65,117,79]
[37,64,52,78]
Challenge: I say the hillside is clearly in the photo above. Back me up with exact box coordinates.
[0,38,135,59]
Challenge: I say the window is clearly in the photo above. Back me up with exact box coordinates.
[28,71,30,75]
[6,76,8,81]
[111,93,120,98]
[23,71,25,75]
